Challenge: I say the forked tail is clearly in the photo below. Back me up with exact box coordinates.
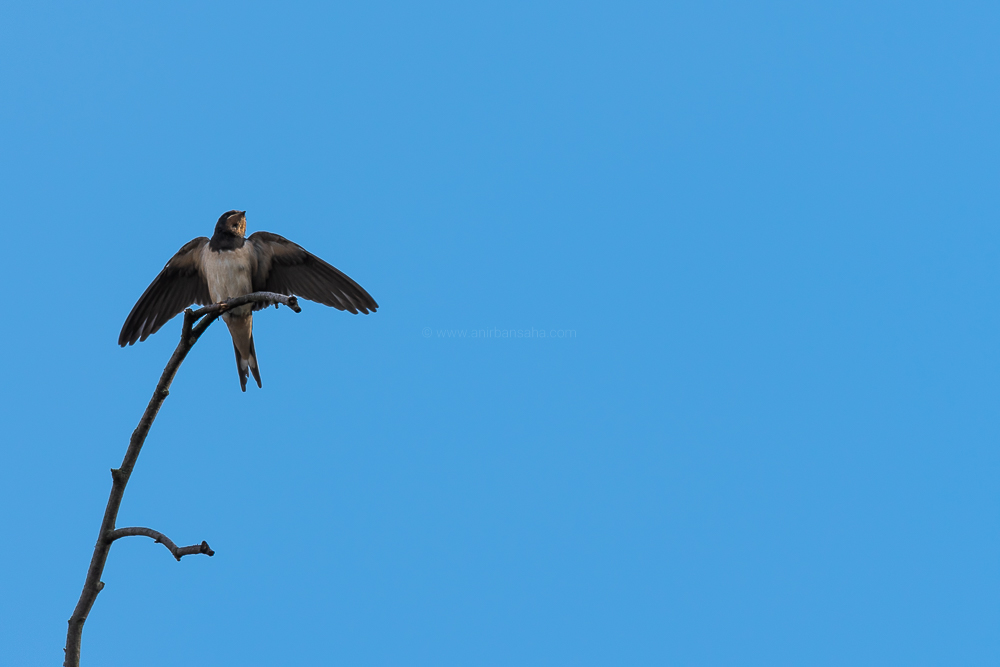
[233,333,262,392]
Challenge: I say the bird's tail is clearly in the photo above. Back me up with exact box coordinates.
[233,333,262,392]
[248,333,262,388]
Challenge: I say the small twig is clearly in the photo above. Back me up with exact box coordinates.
[64,292,300,667]
[107,527,215,561]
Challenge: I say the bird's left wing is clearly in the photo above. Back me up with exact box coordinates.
[248,231,378,314]
[119,237,212,346]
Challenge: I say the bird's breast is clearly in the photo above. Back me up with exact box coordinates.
[202,244,253,304]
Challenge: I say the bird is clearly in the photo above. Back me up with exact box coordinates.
[119,210,378,391]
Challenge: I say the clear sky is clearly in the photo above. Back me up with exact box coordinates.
[1,2,998,665]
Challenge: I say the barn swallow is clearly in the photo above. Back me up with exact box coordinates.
[119,210,378,391]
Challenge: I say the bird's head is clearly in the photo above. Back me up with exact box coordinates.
[215,210,247,238]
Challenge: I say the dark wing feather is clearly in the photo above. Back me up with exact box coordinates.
[119,237,211,346]
[248,231,378,314]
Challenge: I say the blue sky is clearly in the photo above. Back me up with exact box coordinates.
[1,1,999,665]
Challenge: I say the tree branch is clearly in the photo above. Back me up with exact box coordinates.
[64,291,300,667]
[107,527,215,561]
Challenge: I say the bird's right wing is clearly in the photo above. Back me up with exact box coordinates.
[119,237,212,346]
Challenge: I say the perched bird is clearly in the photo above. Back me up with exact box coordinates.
[119,210,378,391]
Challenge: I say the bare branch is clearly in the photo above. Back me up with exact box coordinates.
[107,527,215,561]
[188,292,300,341]
[64,292,300,667]
[190,291,301,320]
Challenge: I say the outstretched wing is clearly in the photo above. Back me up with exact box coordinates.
[119,237,212,346]
[248,231,378,314]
